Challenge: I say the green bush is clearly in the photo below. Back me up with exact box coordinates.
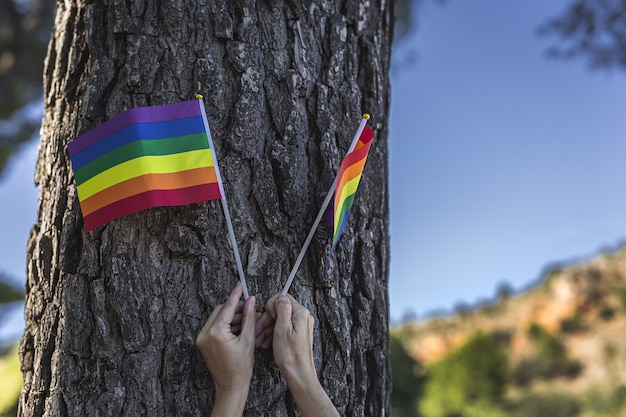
[0,281,23,304]
[599,305,615,321]
[543,267,563,284]
[514,324,582,385]
[617,285,626,311]
[513,392,581,417]
[559,310,584,333]
[462,403,511,417]
[603,343,618,362]
[585,385,626,417]
[496,282,513,303]
[390,333,425,417]
[418,331,509,417]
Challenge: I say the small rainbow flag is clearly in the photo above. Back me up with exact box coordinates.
[280,116,374,294]
[324,122,374,254]
[68,99,223,232]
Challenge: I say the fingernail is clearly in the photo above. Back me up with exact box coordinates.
[250,296,256,309]
[277,295,288,304]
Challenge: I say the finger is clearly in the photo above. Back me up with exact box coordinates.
[284,294,311,335]
[231,312,243,326]
[274,294,293,336]
[264,293,282,320]
[216,282,244,324]
[255,332,265,348]
[284,293,299,306]
[255,317,275,349]
[239,295,257,347]
[255,311,274,337]
[255,325,275,349]
[260,327,274,349]
[234,300,245,314]
[200,302,224,336]
[292,304,312,335]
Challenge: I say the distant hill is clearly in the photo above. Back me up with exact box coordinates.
[391,246,626,416]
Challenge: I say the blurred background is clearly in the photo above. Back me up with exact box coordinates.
[1,0,626,416]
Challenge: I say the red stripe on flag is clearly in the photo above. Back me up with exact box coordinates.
[83,183,222,231]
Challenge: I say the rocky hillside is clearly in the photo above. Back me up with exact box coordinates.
[392,246,626,416]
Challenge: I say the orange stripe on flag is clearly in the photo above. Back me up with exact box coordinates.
[336,155,367,190]
[80,167,219,217]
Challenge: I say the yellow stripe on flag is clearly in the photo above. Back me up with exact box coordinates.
[334,174,362,231]
[76,149,214,201]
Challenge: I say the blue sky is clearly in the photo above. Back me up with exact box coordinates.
[389,0,626,320]
[0,138,38,343]
[1,1,626,342]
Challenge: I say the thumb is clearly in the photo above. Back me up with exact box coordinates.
[274,294,293,335]
[240,296,257,344]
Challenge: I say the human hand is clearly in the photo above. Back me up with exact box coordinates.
[196,282,256,416]
[254,293,316,373]
[271,294,316,382]
[254,293,280,349]
[253,291,310,350]
[265,294,340,417]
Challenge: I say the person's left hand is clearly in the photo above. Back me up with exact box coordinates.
[196,282,257,394]
[255,292,284,349]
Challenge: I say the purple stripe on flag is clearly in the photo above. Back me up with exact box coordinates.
[68,100,203,157]
[322,195,335,228]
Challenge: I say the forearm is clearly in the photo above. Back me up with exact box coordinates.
[210,388,249,417]
[284,371,340,417]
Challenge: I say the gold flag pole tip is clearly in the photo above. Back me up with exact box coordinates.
[363,113,370,120]
[196,94,204,100]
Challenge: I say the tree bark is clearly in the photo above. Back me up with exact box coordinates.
[19,1,392,416]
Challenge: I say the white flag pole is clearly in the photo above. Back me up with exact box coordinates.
[281,115,370,295]
[219,197,250,300]
[197,97,250,299]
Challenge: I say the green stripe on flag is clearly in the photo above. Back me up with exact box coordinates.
[74,133,209,185]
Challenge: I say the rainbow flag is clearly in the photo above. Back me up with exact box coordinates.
[323,123,374,254]
[68,99,223,232]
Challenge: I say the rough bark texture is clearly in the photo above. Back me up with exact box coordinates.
[19,1,392,416]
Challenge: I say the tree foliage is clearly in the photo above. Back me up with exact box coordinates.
[0,0,53,175]
[19,0,393,415]
[0,277,22,304]
[418,331,510,417]
[390,333,425,417]
[0,274,23,331]
[540,0,626,70]
[513,323,582,386]
[513,393,581,417]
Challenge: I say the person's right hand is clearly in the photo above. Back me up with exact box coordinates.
[267,294,340,417]
[271,294,316,378]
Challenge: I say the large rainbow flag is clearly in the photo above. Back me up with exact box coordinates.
[68,99,223,232]
[324,123,374,254]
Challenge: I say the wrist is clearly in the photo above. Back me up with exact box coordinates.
[211,386,249,417]
[283,366,321,397]
[283,370,339,417]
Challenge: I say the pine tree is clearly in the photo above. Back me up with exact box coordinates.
[19,1,392,416]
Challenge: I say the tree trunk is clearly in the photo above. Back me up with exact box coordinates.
[19,1,392,416]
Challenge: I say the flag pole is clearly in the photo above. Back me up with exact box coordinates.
[197,96,250,299]
[281,114,370,295]
[220,197,250,300]
[281,182,335,295]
